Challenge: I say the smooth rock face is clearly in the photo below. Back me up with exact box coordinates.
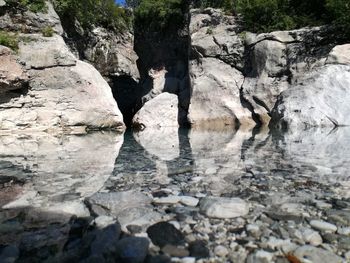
[189,9,339,128]
[132,92,179,128]
[189,58,253,128]
[132,93,179,161]
[200,197,249,219]
[326,44,350,65]
[0,5,125,132]
[19,34,77,69]
[293,245,344,263]
[0,46,29,93]
[271,65,350,129]
[310,220,337,233]
[0,35,125,132]
[83,27,139,80]
[0,1,63,35]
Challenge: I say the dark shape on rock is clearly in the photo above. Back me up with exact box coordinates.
[127,224,143,234]
[115,237,150,263]
[189,240,210,259]
[147,222,185,248]
[152,191,169,198]
[90,223,121,257]
[0,245,19,263]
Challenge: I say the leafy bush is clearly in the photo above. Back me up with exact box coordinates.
[6,0,48,13]
[53,0,132,31]
[326,0,350,37]
[0,31,18,51]
[134,0,187,32]
[41,26,54,37]
[233,0,332,33]
[193,0,233,12]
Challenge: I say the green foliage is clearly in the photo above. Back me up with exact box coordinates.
[193,0,233,12]
[41,26,54,37]
[126,0,140,8]
[206,27,213,35]
[0,31,18,51]
[53,0,132,31]
[234,0,331,33]
[7,0,48,13]
[326,0,350,37]
[134,0,186,32]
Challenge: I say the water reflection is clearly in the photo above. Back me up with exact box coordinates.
[112,127,350,197]
[0,132,123,215]
[1,127,350,261]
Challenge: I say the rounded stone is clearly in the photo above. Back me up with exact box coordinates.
[310,220,337,233]
[200,197,249,219]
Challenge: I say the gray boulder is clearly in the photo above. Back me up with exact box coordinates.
[271,65,350,129]
[188,57,253,129]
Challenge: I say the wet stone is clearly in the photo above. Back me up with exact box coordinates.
[214,245,229,257]
[200,197,249,219]
[147,222,185,248]
[115,237,150,263]
[293,245,344,263]
[310,220,337,233]
[162,245,190,258]
[188,240,210,259]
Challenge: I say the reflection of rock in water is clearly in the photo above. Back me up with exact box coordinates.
[133,127,180,161]
[189,128,254,195]
[282,128,350,197]
[0,132,123,215]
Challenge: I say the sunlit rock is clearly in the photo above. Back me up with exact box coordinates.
[271,65,350,129]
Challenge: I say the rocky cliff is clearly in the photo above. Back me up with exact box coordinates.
[0,1,125,133]
[133,8,350,132]
[1,2,350,134]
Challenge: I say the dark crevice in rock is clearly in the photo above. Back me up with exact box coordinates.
[252,96,271,116]
[239,87,262,128]
[109,76,143,128]
[0,84,29,105]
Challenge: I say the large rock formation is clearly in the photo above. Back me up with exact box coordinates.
[270,65,350,129]
[0,1,125,132]
[188,8,344,130]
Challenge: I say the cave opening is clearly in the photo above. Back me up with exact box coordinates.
[109,75,143,128]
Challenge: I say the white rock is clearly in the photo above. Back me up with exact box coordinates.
[337,227,350,236]
[180,196,199,207]
[294,245,344,263]
[310,220,337,233]
[153,196,181,205]
[94,216,116,229]
[188,58,254,128]
[133,92,179,128]
[214,245,229,257]
[254,250,274,263]
[200,197,249,219]
[181,257,196,263]
[271,65,350,129]
[345,251,350,260]
[326,44,350,65]
[301,228,323,246]
[19,34,76,69]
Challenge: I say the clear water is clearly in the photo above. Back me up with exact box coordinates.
[0,127,350,259]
